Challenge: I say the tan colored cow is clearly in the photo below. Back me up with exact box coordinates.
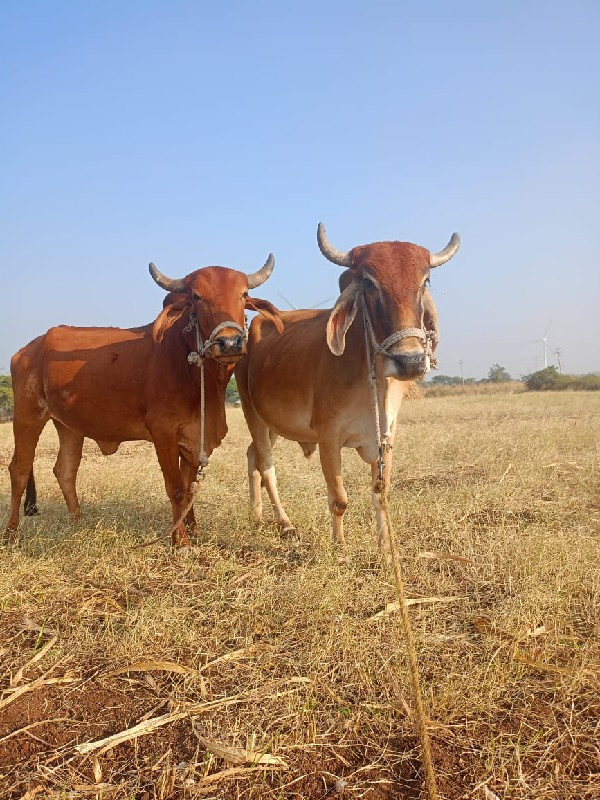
[235,224,459,547]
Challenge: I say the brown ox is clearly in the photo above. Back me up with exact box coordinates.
[235,224,459,548]
[5,255,282,546]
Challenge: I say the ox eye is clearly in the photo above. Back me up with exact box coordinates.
[242,291,249,299]
[192,292,204,301]
[363,277,375,291]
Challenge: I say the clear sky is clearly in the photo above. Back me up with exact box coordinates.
[1,1,599,379]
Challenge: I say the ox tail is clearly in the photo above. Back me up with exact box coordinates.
[23,470,39,516]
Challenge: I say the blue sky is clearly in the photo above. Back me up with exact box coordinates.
[1,0,599,379]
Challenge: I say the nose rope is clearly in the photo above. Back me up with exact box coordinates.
[184,313,248,476]
[361,296,438,485]
[362,306,438,368]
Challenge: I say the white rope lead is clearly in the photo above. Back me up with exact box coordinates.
[186,313,247,477]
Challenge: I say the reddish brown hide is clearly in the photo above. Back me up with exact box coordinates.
[5,258,280,546]
[235,224,459,548]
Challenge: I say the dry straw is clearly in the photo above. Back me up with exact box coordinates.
[378,486,439,800]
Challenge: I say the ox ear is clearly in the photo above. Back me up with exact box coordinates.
[338,269,353,292]
[422,288,439,351]
[326,280,360,356]
[245,296,284,334]
[162,291,188,309]
[152,299,188,343]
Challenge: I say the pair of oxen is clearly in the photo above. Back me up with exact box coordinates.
[5,224,459,549]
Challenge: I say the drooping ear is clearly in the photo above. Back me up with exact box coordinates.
[422,287,439,351]
[152,299,189,343]
[338,269,353,292]
[245,296,284,334]
[326,279,361,356]
[162,291,188,309]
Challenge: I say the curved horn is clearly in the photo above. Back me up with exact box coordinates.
[429,233,460,268]
[149,262,186,293]
[317,223,352,267]
[246,253,275,289]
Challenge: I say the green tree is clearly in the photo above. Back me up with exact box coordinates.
[524,366,560,390]
[0,375,14,419]
[488,364,511,383]
[226,375,240,404]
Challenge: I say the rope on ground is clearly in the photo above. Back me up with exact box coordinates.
[131,481,199,550]
[379,483,438,800]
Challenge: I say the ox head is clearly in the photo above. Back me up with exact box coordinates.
[319,223,459,380]
[149,254,282,364]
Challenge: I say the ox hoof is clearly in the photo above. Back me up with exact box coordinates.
[174,544,202,558]
[279,524,300,543]
[2,534,15,547]
[378,545,394,570]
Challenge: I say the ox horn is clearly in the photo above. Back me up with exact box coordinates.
[148,262,186,293]
[429,233,461,268]
[317,223,352,267]
[246,253,275,289]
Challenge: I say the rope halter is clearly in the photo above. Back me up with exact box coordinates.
[361,304,438,378]
[183,312,248,474]
[185,317,248,364]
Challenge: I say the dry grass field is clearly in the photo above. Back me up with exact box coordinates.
[1,391,599,800]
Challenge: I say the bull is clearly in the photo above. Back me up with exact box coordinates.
[235,224,459,548]
[5,255,282,546]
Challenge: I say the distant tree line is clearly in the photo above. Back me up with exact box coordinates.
[428,363,600,392]
[429,363,512,386]
[1,366,598,423]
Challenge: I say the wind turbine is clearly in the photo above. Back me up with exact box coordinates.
[277,291,297,310]
[530,319,552,368]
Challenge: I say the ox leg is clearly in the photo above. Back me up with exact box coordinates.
[319,443,348,546]
[52,421,84,520]
[179,456,199,538]
[247,443,263,524]
[6,418,48,536]
[249,429,295,536]
[152,437,190,548]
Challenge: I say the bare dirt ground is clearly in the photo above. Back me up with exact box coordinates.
[1,392,599,799]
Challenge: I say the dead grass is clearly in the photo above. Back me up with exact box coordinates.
[1,391,599,799]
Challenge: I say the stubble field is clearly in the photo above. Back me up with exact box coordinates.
[0,391,599,800]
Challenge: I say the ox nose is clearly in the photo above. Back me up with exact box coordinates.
[391,351,429,378]
[215,335,245,355]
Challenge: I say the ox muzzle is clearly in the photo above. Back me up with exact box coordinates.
[364,315,438,380]
[186,316,248,366]
[209,330,247,362]
[384,348,431,379]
